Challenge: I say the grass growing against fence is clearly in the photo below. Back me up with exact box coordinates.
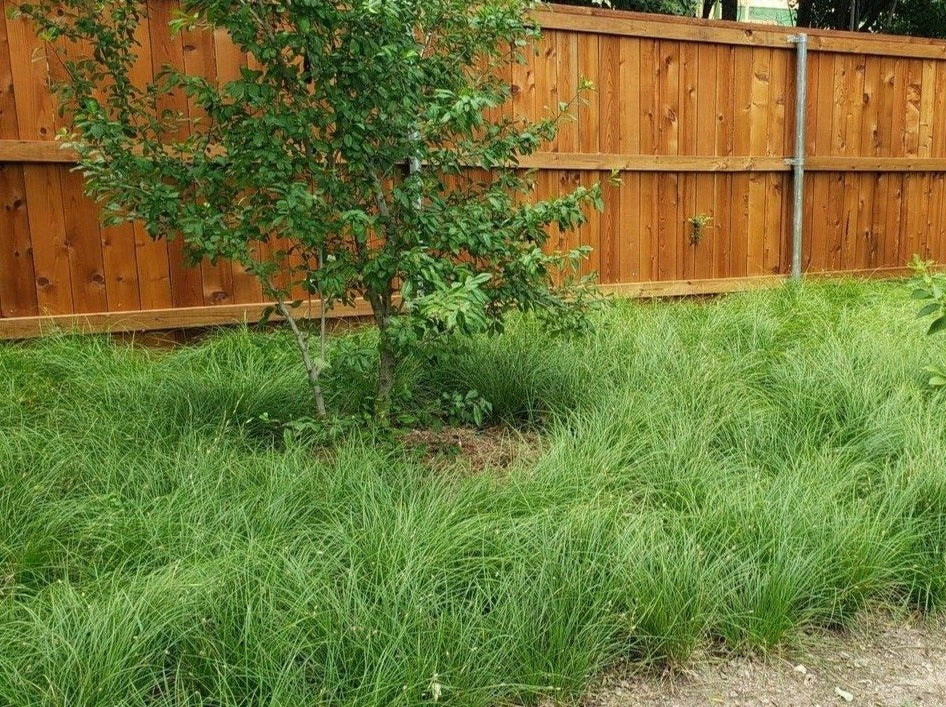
[2,280,946,704]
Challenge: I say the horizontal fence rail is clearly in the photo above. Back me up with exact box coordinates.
[2,2,946,336]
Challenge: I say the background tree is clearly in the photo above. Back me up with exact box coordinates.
[17,0,602,419]
[554,0,700,15]
[795,0,946,38]
[566,0,945,36]
[556,0,740,21]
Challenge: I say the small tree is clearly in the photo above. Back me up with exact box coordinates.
[18,0,601,419]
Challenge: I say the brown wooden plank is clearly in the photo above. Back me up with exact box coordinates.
[745,48,770,276]
[866,57,891,269]
[536,30,560,128]
[840,55,866,270]
[577,31,599,276]
[0,14,27,317]
[0,298,377,340]
[800,52,820,271]
[516,153,789,171]
[638,39,657,281]
[713,45,734,278]
[679,40,698,279]
[919,60,937,260]
[4,11,57,141]
[618,36,641,282]
[729,46,752,278]
[597,35,620,153]
[823,53,848,270]
[100,221,141,312]
[553,30,578,152]
[134,222,173,310]
[778,46,796,276]
[599,176,620,284]
[511,32,536,125]
[0,164,38,316]
[600,274,786,299]
[903,59,923,158]
[59,169,108,313]
[934,61,946,159]
[655,40,680,281]
[21,165,73,313]
[882,59,908,267]
[618,172,640,283]
[598,36,620,283]
[903,60,926,263]
[693,42,717,280]
[929,173,946,263]
[0,12,17,140]
[931,63,946,263]
[766,47,789,275]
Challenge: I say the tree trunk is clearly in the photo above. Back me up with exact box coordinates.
[701,0,714,19]
[369,290,397,422]
[376,333,396,422]
[720,0,738,21]
[275,298,327,418]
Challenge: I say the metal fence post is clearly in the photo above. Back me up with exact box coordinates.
[787,33,808,281]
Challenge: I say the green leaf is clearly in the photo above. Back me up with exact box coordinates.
[917,303,940,318]
[928,316,946,336]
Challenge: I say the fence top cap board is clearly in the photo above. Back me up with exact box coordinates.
[537,2,946,58]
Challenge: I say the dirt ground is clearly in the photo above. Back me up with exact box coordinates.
[584,615,946,707]
[402,425,542,474]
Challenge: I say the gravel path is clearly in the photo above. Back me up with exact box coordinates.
[583,615,946,706]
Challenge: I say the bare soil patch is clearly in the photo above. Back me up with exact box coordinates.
[584,615,946,706]
[401,425,542,474]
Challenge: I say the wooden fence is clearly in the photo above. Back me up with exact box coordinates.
[2,2,946,337]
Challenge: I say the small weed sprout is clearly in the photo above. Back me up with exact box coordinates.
[688,214,714,246]
[908,254,946,387]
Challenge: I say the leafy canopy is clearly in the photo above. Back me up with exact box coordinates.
[17,0,602,417]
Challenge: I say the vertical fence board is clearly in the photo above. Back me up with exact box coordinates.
[655,40,679,280]
[745,48,770,275]
[598,36,620,283]
[0,164,36,316]
[0,15,37,317]
[60,170,107,313]
[638,38,658,281]
[693,43,716,280]
[618,36,641,282]
[766,47,788,274]
[577,32,599,277]
[713,45,734,278]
